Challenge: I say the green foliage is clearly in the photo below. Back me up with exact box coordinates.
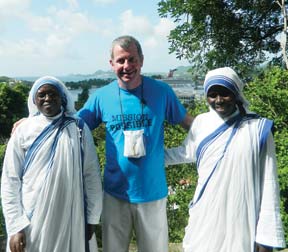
[65,78,113,90]
[0,145,6,173]
[158,0,283,74]
[0,83,29,139]
[75,84,90,110]
[164,101,208,242]
[0,144,7,236]
[244,66,288,244]
[92,124,106,175]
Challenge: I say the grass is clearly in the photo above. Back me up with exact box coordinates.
[127,245,288,252]
[97,243,288,252]
[97,243,183,252]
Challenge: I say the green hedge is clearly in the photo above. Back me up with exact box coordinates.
[0,144,6,236]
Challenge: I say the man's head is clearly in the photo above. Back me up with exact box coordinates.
[110,35,144,89]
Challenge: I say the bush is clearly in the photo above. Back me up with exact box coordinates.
[164,101,207,242]
[0,144,7,236]
[244,66,288,244]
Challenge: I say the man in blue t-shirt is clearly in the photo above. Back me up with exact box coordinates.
[78,35,192,252]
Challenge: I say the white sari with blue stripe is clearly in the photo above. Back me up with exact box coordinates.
[165,109,285,251]
[2,113,94,252]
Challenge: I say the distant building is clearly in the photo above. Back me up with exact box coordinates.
[158,78,204,102]
[167,69,177,78]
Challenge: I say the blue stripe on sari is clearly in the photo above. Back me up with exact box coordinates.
[46,118,77,172]
[22,116,63,176]
[22,116,76,176]
[204,76,240,95]
[191,113,261,207]
[196,113,242,167]
[22,115,78,219]
[258,118,273,153]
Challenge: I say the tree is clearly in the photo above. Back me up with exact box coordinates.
[164,100,208,242]
[244,66,288,243]
[75,84,90,111]
[277,0,288,69]
[158,0,284,74]
[0,83,28,139]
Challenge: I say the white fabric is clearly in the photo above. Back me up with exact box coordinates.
[1,113,102,252]
[165,109,286,252]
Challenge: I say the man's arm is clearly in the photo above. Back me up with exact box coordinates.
[11,118,27,134]
[255,243,272,252]
[180,113,194,131]
[165,125,195,166]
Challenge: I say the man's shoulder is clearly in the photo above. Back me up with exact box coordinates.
[143,76,168,85]
[99,80,117,90]
[143,76,172,92]
[90,80,117,96]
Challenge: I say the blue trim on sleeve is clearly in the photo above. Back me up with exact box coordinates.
[258,118,273,153]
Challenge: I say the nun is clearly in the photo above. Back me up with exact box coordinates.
[1,76,102,252]
[165,67,286,252]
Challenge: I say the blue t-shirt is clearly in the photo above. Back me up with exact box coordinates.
[77,76,187,203]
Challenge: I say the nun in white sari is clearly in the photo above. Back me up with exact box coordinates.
[1,76,102,252]
[165,67,286,252]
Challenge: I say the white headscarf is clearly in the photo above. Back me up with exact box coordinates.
[203,67,249,108]
[28,76,76,117]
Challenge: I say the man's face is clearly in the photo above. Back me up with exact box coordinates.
[110,43,143,88]
[207,85,237,118]
[35,84,62,117]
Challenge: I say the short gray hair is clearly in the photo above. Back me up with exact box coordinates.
[110,35,143,60]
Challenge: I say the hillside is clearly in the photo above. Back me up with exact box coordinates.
[11,66,192,83]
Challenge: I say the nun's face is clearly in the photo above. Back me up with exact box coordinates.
[35,84,62,117]
[207,85,237,118]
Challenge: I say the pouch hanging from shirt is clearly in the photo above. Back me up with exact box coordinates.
[123,129,146,158]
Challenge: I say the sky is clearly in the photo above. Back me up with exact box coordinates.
[0,0,190,77]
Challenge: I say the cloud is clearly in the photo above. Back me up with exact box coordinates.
[25,15,54,32]
[154,18,175,37]
[0,1,189,76]
[53,9,97,34]
[116,9,175,51]
[0,0,31,16]
[0,39,40,58]
[119,10,153,36]
[0,4,100,65]
[66,0,79,10]
[118,9,175,39]
[91,0,117,4]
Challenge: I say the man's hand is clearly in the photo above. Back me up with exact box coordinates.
[87,224,96,240]
[9,231,26,252]
[255,243,273,252]
[11,118,27,135]
[180,114,194,131]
